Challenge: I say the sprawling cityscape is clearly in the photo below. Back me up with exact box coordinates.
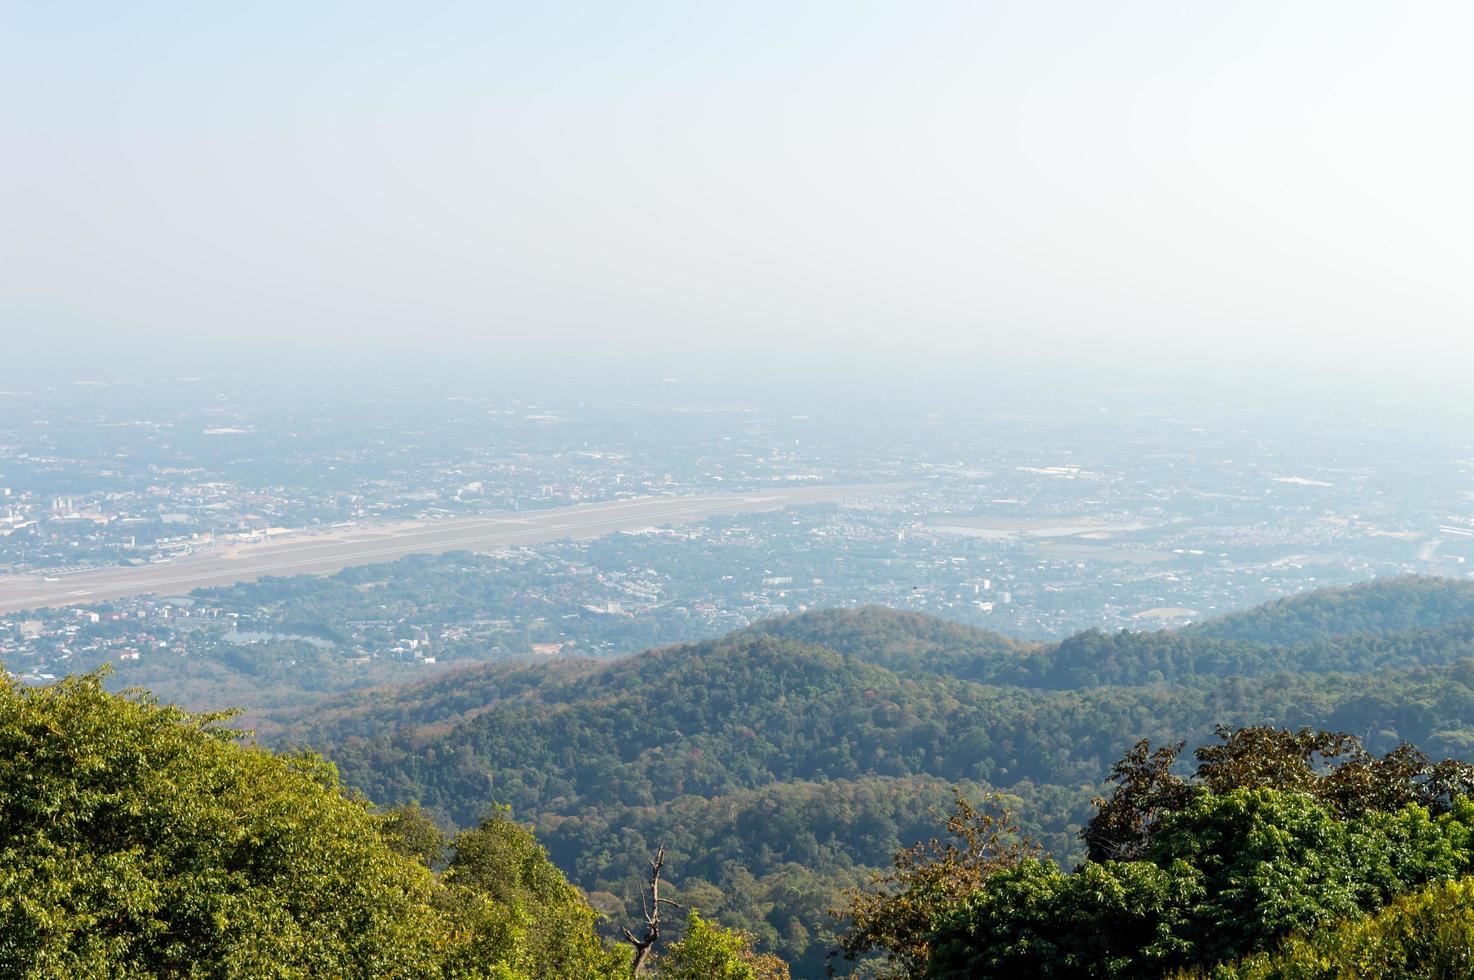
[4,372,1471,718]
[11,1,1474,973]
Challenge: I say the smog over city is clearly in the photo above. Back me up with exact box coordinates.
[4,4,1474,978]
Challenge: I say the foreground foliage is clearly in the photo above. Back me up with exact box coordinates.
[928,791,1474,978]
[0,673,454,976]
[834,726,1474,979]
[829,794,1038,978]
[10,579,1474,976]
[1,671,779,977]
[656,911,790,980]
[1177,876,1474,979]
[283,578,1474,975]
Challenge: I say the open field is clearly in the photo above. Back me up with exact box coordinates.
[0,486,895,615]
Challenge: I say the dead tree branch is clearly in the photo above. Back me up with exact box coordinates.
[620,844,683,975]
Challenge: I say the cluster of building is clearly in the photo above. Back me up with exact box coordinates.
[4,378,1472,693]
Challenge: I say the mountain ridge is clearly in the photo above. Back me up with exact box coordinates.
[276,575,1474,976]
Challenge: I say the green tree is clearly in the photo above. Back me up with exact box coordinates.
[656,910,789,980]
[1175,875,1474,980]
[1146,789,1398,964]
[831,793,1037,979]
[438,810,629,980]
[928,788,1474,978]
[0,672,448,976]
[0,670,627,979]
[1083,726,1474,865]
[1082,738,1195,862]
[381,800,451,867]
[928,858,1200,980]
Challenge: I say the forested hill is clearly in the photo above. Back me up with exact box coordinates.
[1186,574,1474,644]
[742,605,1038,679]
[731,576,1474,690]
[288,576,1474,743]
[285,575,1474,977]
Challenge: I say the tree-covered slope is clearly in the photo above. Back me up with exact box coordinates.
[306,661,1474,975]
[743,605,1039,680]
[1186,575,1474,645]
[279,576,1474,976]
[286,577,1474,746]
[727,579,1474,691]
[1176,875,1474,979]
[918,725,1474,980]
[540,774,1089,966]
[314,642,1474,836]
[14,577,1474,978]
[0,671,637,979]
[0,670,795,979]
[1000,616,1474,688]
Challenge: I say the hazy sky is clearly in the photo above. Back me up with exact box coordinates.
[4,2,1472,382]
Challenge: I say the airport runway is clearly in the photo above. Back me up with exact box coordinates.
[0,485,894,615]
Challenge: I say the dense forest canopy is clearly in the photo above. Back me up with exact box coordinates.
[267,575,1474,975]
[913,724,1474,978]
[0,672,777,978]
[10,575,1474,977]
[1185,576,1474,645]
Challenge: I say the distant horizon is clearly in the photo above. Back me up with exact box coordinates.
[6,1,1473,391]
[6,341,1473,416]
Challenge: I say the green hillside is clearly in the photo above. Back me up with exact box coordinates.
[0,671,782,979]
[278,576,1474,976]
[743,605,1038,680]
[12,576,1474,977]
[1186,575,1474,645]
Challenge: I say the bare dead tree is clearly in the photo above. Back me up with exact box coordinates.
[620,844,682,975]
